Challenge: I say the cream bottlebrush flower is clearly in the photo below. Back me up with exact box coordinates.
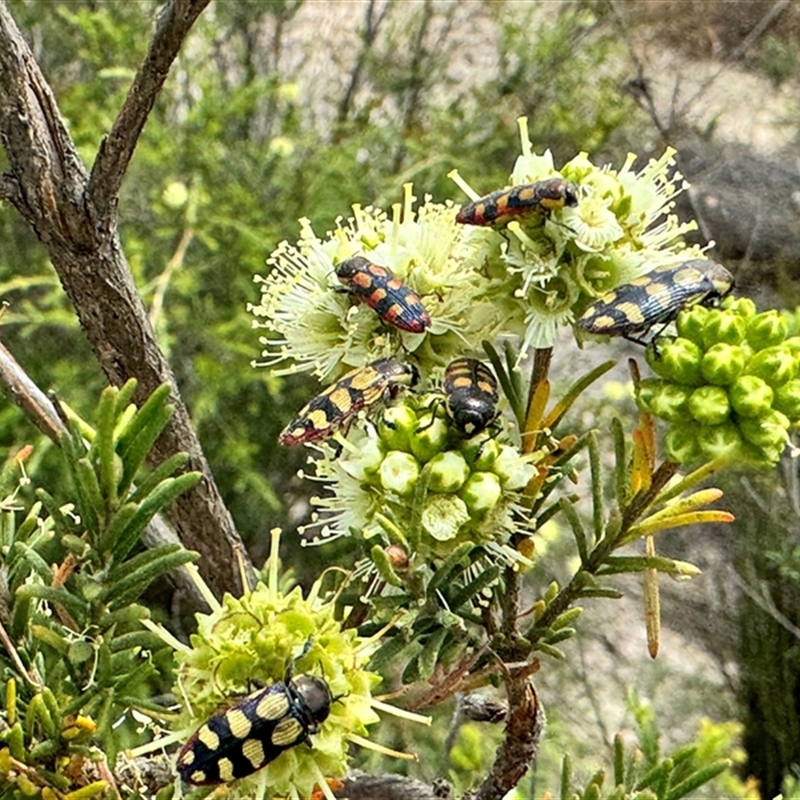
[451,117,704,349]
[143,532,429,800]
[250,186,506,383]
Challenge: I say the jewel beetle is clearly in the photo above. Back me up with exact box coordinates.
[456,177,579,226]
[279,357,419,446]
[443,357,499,437]
[336,255,431,333]
[577,259,734,344]
[176,643,334,785]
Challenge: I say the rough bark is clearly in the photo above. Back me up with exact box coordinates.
[0,0,253,598]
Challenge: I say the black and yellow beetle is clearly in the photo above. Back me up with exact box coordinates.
[176,644,334,785]
[443,357,499,437]
[577,259,734,344]
[335,255,431,333]
[279,357,419,446]
[456,177,578,226]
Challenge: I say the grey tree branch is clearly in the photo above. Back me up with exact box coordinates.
[0,0,253,598]
[86,0,212,219]
[471,678,543,800]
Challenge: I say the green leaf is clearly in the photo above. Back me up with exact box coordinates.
[30,624,70,655]
[103,546,197,608]
[127,452,190,505]
[112,379,139,420]
[16,584,90,623]
[74,457,103,539]
[116,384,174,496]
[11,541,53,583]
[416,628,448,681]
[664,761,731,800]
[370,544,405,588]
[448,564,500,610]
[559,496,587,564]
[99,502,138,555]
[427,541,475,593]
[89,385,118,507]
[111,472,200,562]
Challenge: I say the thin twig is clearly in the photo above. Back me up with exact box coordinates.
[86,0,212,219]
[732,573,800,642]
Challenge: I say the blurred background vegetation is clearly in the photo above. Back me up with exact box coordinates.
[1,0,800,796]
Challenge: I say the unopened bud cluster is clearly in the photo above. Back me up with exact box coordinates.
[313,395,536,561]
[637,298,800,466]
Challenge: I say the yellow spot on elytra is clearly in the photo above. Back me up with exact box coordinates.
[218,757,235,781]
[256,692,290,721]
[242,737,266,768]
[226,708,252,739]
[198,726,220,750]
[271,716,302,746]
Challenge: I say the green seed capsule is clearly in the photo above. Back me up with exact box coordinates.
[727,297,757,318]
[700,343,746,385]
[688,386,730,425]
[422,494,469,542]
[461,435,500,469]
[729,376,774,419]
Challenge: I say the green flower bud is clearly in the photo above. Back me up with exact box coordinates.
[640,381,692,423]
[379,451,421,496]
[739,411,789,451]
[460,434,500,469]
[664,423,702,464]
[774,378,800,421]
[410,413,449,463]
[652,338,703,385]
[742,441,785,468]
[421,493,469,541]
[460,472,503,517]
[729,376,774,419]
[378,405,418,452]
[635,377,661,412]
[746,311,788,349]
[675,305,709,345]
[701,309,746,348]
[427,451,470,493]
[782,336,800,356]
[697,422,742,461]
[700,343,746,385]
[688,386,730,425]
[746,347,796,388]
[725,296,757,318]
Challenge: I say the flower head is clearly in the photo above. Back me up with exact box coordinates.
[164,533,387,800]
[303,393,538,571]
